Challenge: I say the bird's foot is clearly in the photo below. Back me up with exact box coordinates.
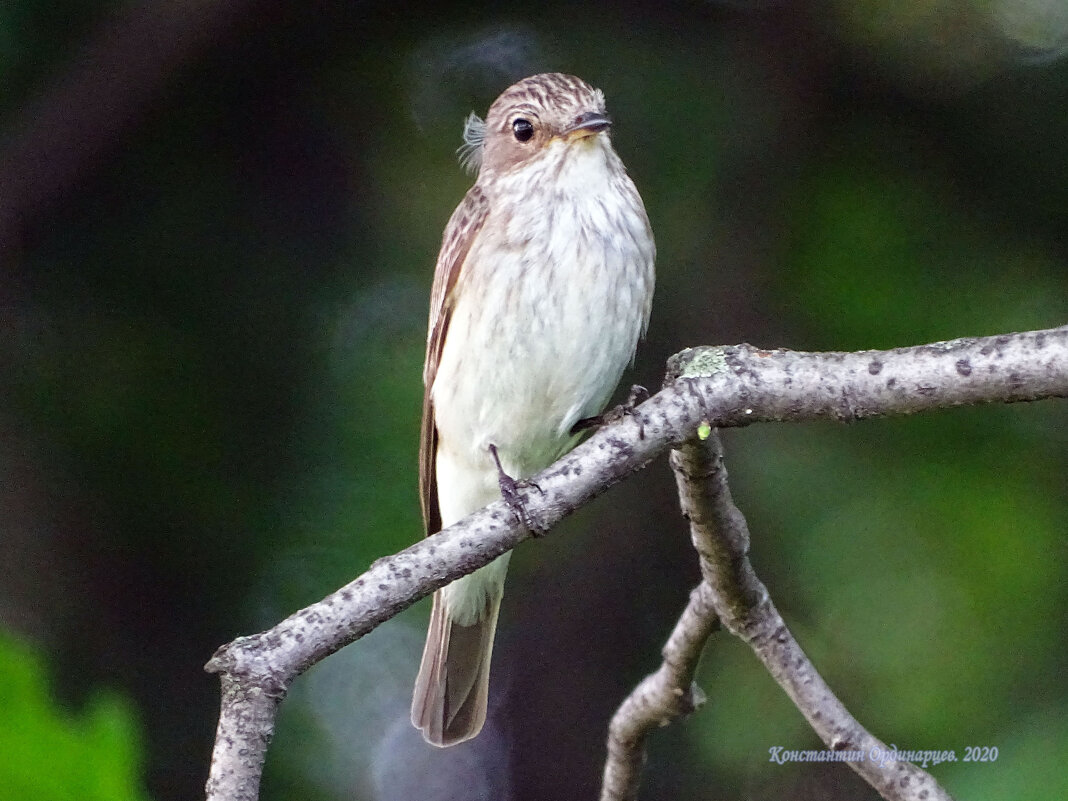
[488,444,545,536]
[569,384,650,439]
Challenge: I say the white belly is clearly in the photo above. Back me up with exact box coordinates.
[432,135,655,525]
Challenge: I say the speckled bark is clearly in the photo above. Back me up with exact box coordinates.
[603,431,953,801]
[206,325,1066,801]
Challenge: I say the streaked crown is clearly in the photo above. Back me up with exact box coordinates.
[461,73,611,176]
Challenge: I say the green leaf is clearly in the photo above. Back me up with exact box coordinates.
[0,632,149,801]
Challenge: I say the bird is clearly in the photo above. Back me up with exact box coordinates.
[411,72,656,746]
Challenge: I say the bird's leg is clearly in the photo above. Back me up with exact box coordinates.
[570,384,650,439]
[488,444,545,536]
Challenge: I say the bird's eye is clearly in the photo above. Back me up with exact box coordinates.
[512,118,534,142]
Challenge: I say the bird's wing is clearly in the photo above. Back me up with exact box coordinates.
[420,183,490,536]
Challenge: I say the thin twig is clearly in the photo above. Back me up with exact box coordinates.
[599,430,954,801]
[205,326,1067,800]
[600,582,719,801]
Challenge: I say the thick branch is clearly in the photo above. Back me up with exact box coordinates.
[205,326,1067,800]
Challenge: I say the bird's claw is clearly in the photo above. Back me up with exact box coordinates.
[489,444,545,535]
[569,384,650,439]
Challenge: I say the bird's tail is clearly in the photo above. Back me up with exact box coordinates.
[411,557,508,746]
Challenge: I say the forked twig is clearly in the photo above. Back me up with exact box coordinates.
[206,326,1066,800]
[599,430,955,801]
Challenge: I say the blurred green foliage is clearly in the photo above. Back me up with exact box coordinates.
[785,139,1066,347]
[0,634,149,801]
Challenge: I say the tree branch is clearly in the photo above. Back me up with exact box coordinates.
[600,430,953,801]
[204,325,1068,800]
[600,581,719,801]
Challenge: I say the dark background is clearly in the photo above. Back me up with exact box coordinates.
[2,1,1066,799]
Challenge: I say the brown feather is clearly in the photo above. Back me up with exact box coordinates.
[411,592,501,746]
[419,184,490,536]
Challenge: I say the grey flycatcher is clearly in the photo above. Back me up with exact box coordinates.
[411,72,656,746]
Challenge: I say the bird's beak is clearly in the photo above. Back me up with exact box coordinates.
[563,111,612,140]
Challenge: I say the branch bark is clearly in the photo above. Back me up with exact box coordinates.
[600,430,953,801]
[204,325,1068,801]
[600,581,719,801]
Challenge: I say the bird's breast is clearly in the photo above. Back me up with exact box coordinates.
[433,142,655,479]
